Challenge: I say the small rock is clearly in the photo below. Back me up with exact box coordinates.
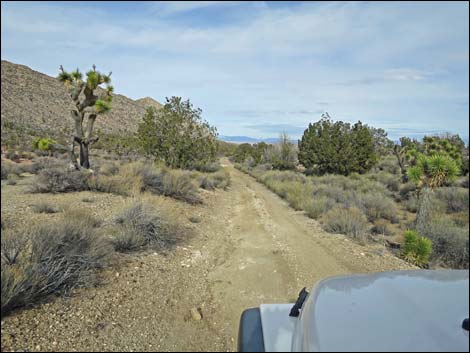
[190,307,202,321]
[115,272,120,277]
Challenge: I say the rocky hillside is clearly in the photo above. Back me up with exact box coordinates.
[1,60,162,145]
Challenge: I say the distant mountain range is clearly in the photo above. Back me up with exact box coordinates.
[219,135,298,144]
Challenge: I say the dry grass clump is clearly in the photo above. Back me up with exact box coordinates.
[111,202,179,252]
[29,168,90,193]
[31,202,61,214]
[1,213,111,317]
[198,170,231,190]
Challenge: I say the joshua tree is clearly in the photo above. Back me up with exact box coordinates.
[407,153,460,233]
[58,65,113,169]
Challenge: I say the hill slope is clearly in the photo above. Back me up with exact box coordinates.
[1,60,162,145]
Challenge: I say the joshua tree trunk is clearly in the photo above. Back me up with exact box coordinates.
[416,187,432,234]
[393,145,408,183]
[69,111,98,169]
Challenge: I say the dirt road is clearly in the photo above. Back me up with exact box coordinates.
[1,162,412,352]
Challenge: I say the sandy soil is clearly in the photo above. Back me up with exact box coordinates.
[1,161,414,352]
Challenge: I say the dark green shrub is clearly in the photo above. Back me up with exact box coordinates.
[136,98,218,169]
[298,117,377,175]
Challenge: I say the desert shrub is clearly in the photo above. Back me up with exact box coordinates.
[87,161,144,196]
[6,178,17,185]
[192,161,221,173]
[31,202,60,214]
[434,187,469,213]
[374,172,400,192]
[449,212,469,227]
[159,170,201,204]
[1,216,111,316]
[5,151,19,161]
[359,193,399,223]
[312,184,359,208]
[404,195,419,213]
[62,209,102,228]
[422,218,469,269]
[1,165,8,180]
[242,156,256,169]
[304,196,332,219]
[425,193,448,216]
[263,133,298,170]
[112,202,175,252]
[371,219,393,236]
[131,163,201,203]
[254,163,273,172]
[87,174,130,196]
[199,170,231,190]
[1,231,29,265]
[321,207,369,238]
[402,230,432,267]
[30,157,66,173]
[399,182,417,200]
[281,181,315,210]
[29,168,89,193]
[98,162,120,176]
[1,162,22,178]
[376,156,400,175]
[459,174,469,188]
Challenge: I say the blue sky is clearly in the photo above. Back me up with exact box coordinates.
[2,1,469,141]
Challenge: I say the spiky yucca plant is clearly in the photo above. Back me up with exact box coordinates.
[58,64,113,169]
[402,230,432,267]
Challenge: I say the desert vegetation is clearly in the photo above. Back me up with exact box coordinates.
[234,116,469,270]
[0,64,233,318]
